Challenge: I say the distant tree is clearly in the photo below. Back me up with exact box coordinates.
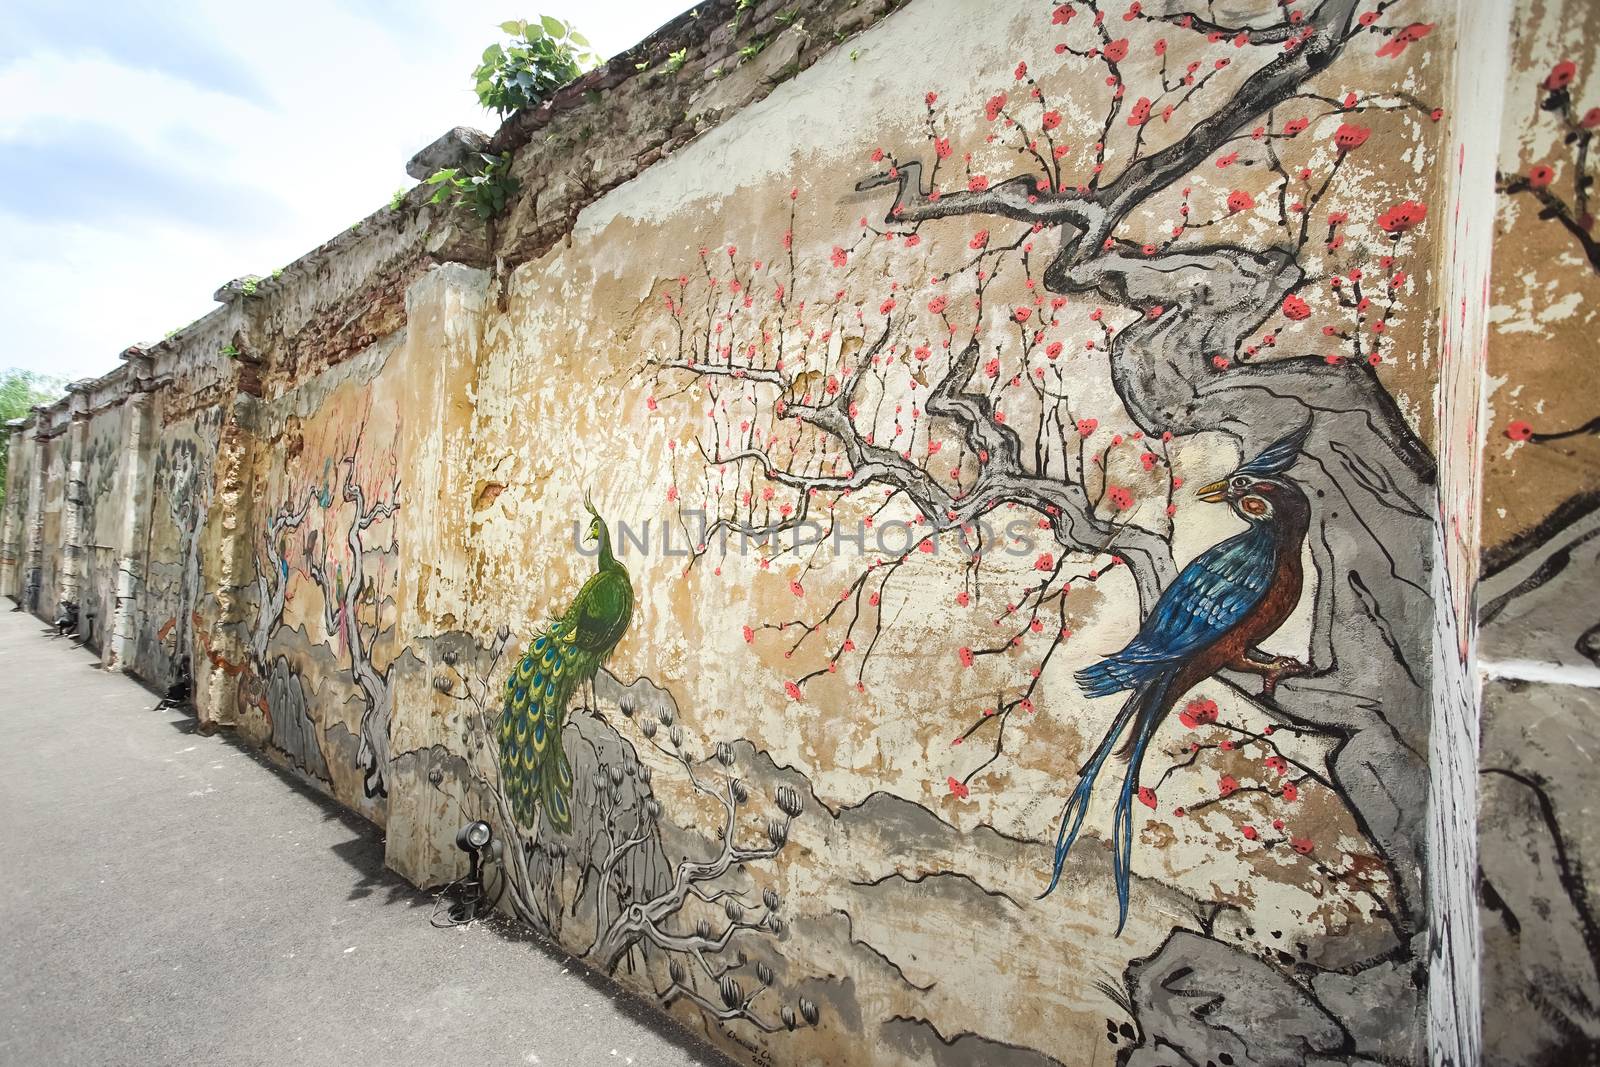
[0,370,65,510]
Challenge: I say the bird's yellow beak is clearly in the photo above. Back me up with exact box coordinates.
[1196,479,1229,503]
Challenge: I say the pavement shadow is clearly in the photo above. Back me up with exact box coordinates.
[465,909,747,1067]
[205,726,741,1067]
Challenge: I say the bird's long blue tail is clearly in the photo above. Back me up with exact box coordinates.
[1109,692,1165,935]
[1040,679,1171,935]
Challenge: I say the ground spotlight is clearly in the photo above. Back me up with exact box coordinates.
[449,820,495,923]
[456,820,493,853]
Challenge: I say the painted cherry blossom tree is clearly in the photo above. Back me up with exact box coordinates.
[254,407,403,799]
[650,0,1443,1058]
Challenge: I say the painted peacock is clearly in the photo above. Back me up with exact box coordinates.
[501,497,633,833]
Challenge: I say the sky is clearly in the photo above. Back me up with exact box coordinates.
[0,0,685,385]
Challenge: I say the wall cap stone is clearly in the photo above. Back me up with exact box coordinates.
[405,127,491,181]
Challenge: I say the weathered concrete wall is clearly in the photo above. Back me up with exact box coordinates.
[1478,0,1600,1062]
[2,0,1594,1064]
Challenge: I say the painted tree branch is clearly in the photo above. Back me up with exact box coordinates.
[302,455,401,798]
[251,486,321,668]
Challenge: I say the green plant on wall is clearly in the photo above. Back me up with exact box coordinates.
[426,153,519,221]
[473,17,598,116]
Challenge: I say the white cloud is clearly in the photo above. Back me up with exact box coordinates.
[0,0,683,382]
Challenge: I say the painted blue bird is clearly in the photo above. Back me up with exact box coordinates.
[1042,426,1314,933]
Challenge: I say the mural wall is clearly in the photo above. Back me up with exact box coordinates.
[134,401,222,688]
[1480,0,1600,1062]
[2,420,40,611]
[231,338,407,822]
[36,433,65,620]
[403,1,1457,1063]
[2,1,1595,1065]
[78,403,122,651]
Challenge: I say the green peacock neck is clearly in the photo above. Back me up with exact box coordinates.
[595,524,622,572]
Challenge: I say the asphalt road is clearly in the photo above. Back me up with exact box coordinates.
[0,607,732,1067]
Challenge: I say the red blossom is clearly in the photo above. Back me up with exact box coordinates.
[1282,294,1311,320]
[1227,189,1256,213]
[935,137,953,159]
[1215,151,1239,168]
[1546,59,1577,92]
[968,175,990,191]
[1528,165,1556,189]
[1283,116,1309,136]
[1375,21,1434,58]
[1291,836,1314,855]
[928,294,949,314]
[1014,306,1032,323]
[947,776,970,799]
[1107,485,1134,510]
[955,590,970,607]
[1127,97,1151,126]
[1242,825,1258,840]
[1375,199,1427,236]
[788,579,804,598]
[985,92,1009,121]
[1035,552,1055,571]
[969,230,989,249]
[1076,418,1098,436]
[958,647,975,668]
[1051,3,1076,24]
[1505,420,1535,441]
[742,624,755,644]
[1137,786,1157,809]
[1179,698,1219,729]
[784,681,804,701]
[1014,61,1028,80]
[1282,782,1299,803]
[830,246,848,267]
[1219,775,1239,797]
[1333,123,1371,152]
[1103,38,1129,62]
[1585,108,1600,129]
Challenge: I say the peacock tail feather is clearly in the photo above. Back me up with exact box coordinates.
[498,504,634,837]
[500,620,593,834]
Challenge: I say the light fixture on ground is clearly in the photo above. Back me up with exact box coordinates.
[451,819,495,922]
